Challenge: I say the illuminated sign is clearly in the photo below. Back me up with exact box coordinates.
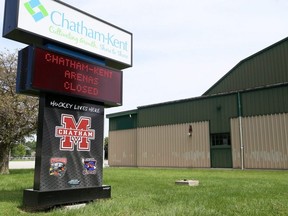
[17,46,123,106]
[3,0,132,69]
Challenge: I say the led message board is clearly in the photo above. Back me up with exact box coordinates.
[3,0,132,69]
[17,46,122,106]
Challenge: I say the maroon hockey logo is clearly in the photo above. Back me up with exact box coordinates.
[55,114,95,151]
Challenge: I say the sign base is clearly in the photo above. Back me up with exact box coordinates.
[23,185,111,211]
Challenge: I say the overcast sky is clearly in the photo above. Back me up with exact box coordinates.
[1,0,288,136]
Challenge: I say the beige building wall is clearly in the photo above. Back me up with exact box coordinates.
[231,113,288,169]
[108,129,137,166]
[137,122,210,167]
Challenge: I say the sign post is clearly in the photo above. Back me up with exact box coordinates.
[2,0,132,211]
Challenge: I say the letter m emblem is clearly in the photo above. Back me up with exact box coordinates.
[55,114,95,151]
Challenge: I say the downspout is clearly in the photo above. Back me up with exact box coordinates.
[237,92,244,170]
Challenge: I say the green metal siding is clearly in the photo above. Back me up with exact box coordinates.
[204,38,288,95]
[138,94,238,134]
[108,85,288,132]
[108,114,137,131]
[241,85,288,117]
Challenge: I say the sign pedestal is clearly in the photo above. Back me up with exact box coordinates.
[23,186,111,211]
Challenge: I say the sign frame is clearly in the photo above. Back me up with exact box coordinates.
[3,0,133,69]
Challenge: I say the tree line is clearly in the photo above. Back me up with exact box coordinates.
[0,49,38,174]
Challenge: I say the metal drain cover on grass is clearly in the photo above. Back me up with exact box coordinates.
[175,179,199,186]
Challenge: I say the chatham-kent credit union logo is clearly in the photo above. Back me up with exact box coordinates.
[24,0,48,22]
[55,114,95,151]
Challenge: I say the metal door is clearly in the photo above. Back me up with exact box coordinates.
[210,133,232,168]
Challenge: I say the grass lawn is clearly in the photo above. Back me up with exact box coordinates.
[0,168,287,215]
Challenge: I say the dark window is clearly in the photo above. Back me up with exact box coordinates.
[211,133,231,146]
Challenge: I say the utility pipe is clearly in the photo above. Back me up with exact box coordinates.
[237,92,244,170]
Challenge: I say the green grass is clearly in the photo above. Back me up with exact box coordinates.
[0,168,287,215]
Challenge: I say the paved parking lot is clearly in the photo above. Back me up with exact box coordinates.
[9,160,35,169]
[9,160,109,169]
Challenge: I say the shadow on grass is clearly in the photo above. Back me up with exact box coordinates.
[0,188,28,214]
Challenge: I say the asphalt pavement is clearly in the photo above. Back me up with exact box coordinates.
[9,160,109,169]
[9,160,35,169]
